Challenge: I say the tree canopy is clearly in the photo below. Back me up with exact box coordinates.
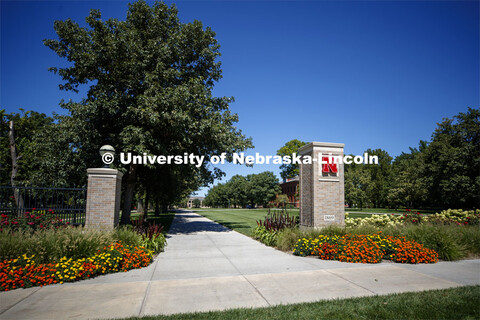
[203,171,280,208]
[276,139,306,180]
[344,107,479,209]
[43,0,252,223]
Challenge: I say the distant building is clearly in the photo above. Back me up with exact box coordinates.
[279,176,299,207]
[187,196,205,208]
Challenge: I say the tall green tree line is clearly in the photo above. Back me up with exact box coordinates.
[278,107,479,209]
[203,171,280,208]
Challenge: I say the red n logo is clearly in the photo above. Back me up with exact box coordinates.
[322,156,338,173]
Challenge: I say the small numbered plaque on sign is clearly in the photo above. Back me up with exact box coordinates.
[324,215,335,221]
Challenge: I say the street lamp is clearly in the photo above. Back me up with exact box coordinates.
[99,145,115,168]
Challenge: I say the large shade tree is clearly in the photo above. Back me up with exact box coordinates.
[422,107,479,208]
[44,0,252,223]
[276,139,307,180]
[0,109,54,186]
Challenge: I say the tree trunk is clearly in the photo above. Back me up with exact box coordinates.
[155,200,160,217]
[121,163,137,225]
[9,121,24,217]
[143,189,149,217]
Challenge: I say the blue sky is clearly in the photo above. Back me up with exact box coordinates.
[1,0,479,196]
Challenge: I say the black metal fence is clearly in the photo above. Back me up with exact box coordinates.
[0,186,87,225]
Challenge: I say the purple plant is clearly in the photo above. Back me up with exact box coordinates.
[257,212,298,232]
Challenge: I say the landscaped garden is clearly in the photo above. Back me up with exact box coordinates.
[196,208,480,264]
[0,209,174,291]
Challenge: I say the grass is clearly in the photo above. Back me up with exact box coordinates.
[194,208,373,236]
[346,212,374,219]
[193,208,272,236]
[193,208,302,236]
[120,285,480,320]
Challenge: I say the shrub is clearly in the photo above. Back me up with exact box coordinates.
[134,223,166,253]
[257,212,298,232]
[455,226,480,255]
[276,228,303,251]
[404,224,464,261]
[0,227,112,264]
[425,209,480,226]
[112,226,143,247]
[346,214,403,228]
[253,226,278,246]
[320,224,347,237]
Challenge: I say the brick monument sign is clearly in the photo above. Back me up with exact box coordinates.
[85,168,123,230]
[298,142,345,228]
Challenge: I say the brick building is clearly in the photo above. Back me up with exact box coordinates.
[187,196,204,208]
[279,176,299,207]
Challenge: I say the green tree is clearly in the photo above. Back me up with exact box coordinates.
[44,0,252,223]
[363,148,392,208]
[227,174,249,207]
[192,198,201,208]
[204,183,230,208]
[0,109,54,186]
[422,107,479,208]
[247,171,280,207]
[387,144,428,208]
[276,139,307,180]
[274,194,289,208]
[344,161,371,209]
[204,171,280,208]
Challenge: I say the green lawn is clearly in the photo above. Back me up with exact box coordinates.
[123,285,480,320]
[193,208,283,236]
[193,208,373,236]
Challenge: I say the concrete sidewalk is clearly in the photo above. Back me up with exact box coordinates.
[1,211,479,319]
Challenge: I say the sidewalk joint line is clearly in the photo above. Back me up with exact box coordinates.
[323,268,377,295]
[0,286,41,317]
[138,250,162,317]
[205,231,272,307]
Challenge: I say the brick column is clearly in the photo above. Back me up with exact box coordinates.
[298,142,345,228]
[85,168,123,230]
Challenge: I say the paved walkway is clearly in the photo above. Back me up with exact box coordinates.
[1,211,479,319]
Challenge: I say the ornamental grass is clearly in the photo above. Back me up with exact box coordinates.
[0,241,153,291]
[293,233,438,264]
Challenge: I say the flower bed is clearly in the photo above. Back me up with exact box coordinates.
[1,208,70,232]
[293,233,438,264]
[0,242,153,291]
[345,209,480,228]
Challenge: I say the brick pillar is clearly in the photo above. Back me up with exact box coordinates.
[85,168,123,230]
[298,142,345,228]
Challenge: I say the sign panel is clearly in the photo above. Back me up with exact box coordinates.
[321,156,338,173]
